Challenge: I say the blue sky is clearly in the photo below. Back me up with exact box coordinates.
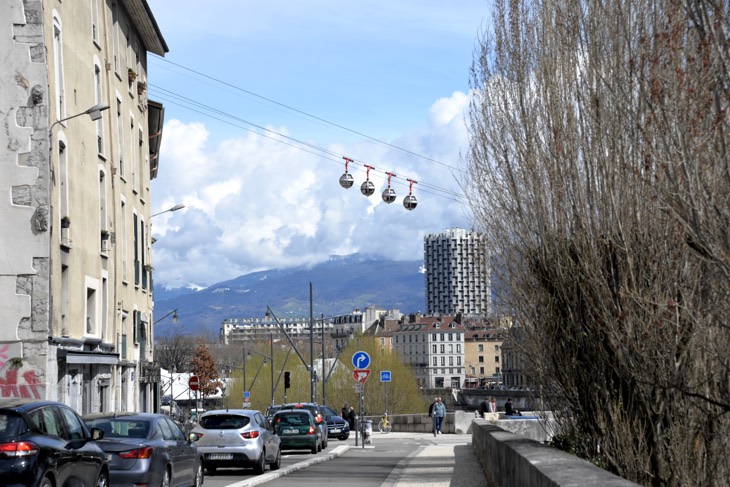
[147,1,487,289]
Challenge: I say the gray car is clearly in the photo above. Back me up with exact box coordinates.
[84,412,203,487]
[191,409,281,475]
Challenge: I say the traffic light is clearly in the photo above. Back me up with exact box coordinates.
[284,371,291,389]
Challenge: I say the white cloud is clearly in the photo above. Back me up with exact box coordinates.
[151,91,471,289]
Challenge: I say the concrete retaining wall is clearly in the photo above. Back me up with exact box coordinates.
[471,419,641,487]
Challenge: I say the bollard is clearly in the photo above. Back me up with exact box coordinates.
[364,419,373,445]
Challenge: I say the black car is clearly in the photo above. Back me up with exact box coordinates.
[320,405,350,440]
[0,399,109,487]
[83,412,203,487]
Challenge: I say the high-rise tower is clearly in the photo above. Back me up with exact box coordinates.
[424,229,490,316]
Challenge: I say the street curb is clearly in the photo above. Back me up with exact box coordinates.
[224,445,351,487]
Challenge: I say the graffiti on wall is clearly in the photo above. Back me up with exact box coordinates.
[0,343,45,399]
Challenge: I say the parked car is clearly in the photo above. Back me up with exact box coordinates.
[271,409,320,454]
[83,412,203,487]
[320,405,350,440]
[190,409,281,475]
[264,404,282,421]
[279,402,328,449]
[0,399,109,487]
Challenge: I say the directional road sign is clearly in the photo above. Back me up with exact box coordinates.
[380,370,391,382]
[188,375,199,391]
[352,351,371,370]
[353,369,371,383]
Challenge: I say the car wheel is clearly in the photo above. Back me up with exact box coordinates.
[40,477,52,487]
[317,439,322,452]
[160,469,170,487]
[252,450,266,475]
[193,461,203,487]
[270,448,281,470]
[97,470,109,487]
[339,434,349,440]
[311,440,318,454]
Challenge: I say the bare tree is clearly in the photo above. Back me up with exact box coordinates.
[466,0,730,485]
[154,330,197,373]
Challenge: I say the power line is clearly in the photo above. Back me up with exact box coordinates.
[150,85,466,203]
[150,55,467,175]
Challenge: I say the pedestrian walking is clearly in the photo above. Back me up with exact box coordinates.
[428,397,438,433]
[490,397,497,414]
[432,397,446,436]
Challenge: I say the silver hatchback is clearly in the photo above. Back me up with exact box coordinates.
[190,409,281,476]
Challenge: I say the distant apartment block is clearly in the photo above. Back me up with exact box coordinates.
[424,229,490,315]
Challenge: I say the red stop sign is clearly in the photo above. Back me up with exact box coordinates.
[189,375,199,391]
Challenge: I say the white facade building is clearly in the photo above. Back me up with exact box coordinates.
[392,320,466,389]
[424,229,491,316]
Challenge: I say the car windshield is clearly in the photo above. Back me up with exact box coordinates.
[0,413,24,438]
[86,419,150,439]
[199,414,250,430]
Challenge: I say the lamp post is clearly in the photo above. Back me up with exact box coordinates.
[153,309,178,326]
[151,204,185,218]
[49,103,110,151]
[242,344,275,406]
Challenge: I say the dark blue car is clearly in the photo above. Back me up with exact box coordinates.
[0,399,109,487]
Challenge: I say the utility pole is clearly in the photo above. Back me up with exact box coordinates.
[309,282,315,402]
[321,313,326,405]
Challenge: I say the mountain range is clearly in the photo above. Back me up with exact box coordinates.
[152,254,425,338]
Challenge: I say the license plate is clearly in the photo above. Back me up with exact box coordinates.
[208,453,233,460]
[283,429,298,435]
[332,428,341,433]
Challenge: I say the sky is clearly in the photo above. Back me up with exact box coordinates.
[147,0,488,290]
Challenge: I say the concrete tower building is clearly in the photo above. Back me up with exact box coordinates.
[424,229,490,316]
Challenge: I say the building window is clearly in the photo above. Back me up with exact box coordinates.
[432,333,437,341]
[448,344,453,353]
[440,357,445,366]
[53,16,66,119]
[478,344,484,352]
[449,357,453,366]
[432,345,437,353]
[457,357,462,366]
[86,287,96,334]
[94,63,105,154]
[440,344,445,353]
[117,98,124,176]
[91,0,100,43]
[440,333,445,341]
[478,356,484,363]
[495,356,500,362]
[448,333,453,341]
[480,367,485,375]
[456,344,461,353]
[432,357,437,366]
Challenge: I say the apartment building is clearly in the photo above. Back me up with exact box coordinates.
[464,326,505,385]
[424,229,490,316]
[0,0,167,413]
[392,316,466,389]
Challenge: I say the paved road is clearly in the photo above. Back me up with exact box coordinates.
[202,431,489,487]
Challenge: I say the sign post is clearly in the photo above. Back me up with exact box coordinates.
[188,376,200,422]
[381,371,391,416]
[352,352,371,448]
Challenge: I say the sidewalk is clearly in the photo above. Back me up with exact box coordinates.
[378,432,489,487]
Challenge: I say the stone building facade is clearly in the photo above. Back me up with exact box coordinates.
[0,0,167,413]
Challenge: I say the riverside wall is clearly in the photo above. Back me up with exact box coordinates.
[365,413,640,487]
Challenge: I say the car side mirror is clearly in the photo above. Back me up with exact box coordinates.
[91,427,104,440]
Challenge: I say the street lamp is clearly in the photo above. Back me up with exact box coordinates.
[151,204,185,218]
[49,103,110,151]
[153,309,178,325]
[242,339,275,406]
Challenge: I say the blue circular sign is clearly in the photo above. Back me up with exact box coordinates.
[352,351,371,369]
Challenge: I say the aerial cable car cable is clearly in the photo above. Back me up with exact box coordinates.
[150,55,465,174]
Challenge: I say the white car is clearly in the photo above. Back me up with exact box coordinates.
[191,409,281,475]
